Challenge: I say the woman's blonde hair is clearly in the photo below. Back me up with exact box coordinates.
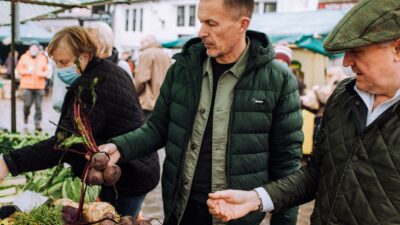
[86,21,114,58]
[48,26,97,58]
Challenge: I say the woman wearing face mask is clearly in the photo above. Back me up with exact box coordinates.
[52,22,134,112]
[0,26,160,219]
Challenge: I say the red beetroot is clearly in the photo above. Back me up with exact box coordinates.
[91,152,110,171]
[87,168,104,185]
[103,164,121,186]
[134,220,152,225]
[62,206,79,224]
[100,220,116,225]
[119,216,135,225]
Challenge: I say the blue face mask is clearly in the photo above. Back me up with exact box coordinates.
[57,65,79,85]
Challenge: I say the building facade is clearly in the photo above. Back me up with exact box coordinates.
[318,0,358,10]
[112,0,319,49]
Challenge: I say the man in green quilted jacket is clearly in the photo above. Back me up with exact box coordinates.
[207,1,400,224]
[99,0,303,224]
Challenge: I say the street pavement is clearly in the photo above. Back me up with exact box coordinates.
[0,96,59,134]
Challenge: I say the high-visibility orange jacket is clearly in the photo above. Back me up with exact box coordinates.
[17,51,48,90]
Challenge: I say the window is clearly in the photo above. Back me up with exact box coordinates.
[254,2,259,14]
[177,6,185,26]
[125,9,130,31]
[140,8,143,32]
[132,9,137,31]
[264,2,277,12]
[189,5,196,26]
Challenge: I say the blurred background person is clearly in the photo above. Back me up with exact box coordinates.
[5,51,18,80]
[274,41,292,68]
[121,50,136,76]
[16,44,48,131]
[312,66,348,135]
[86,21,133,80]
[274,41,307,96]
[135,34,171,119]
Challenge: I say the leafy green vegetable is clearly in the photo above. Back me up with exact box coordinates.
[13,205,63,225]
[58,135,84,149]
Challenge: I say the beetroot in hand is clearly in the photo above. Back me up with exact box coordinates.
[87,168,104,185]
[91,152,110,171]
[103,164,122,186]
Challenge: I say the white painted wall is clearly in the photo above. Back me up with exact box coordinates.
[278,0,319,12]
[113,0,199,50]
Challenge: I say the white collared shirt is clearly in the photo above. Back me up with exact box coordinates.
[354,86,400,126]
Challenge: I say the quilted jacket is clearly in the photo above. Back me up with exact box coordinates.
[266,78,400,225]
[4,58,160,197]
[111,30,303,225]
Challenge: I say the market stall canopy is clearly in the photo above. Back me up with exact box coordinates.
[0,0,138,26]
[162,35,194,49]
[162,9,348,58]
[250,9,348,58]
[0,22,54,43]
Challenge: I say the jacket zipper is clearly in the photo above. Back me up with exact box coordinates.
[166,66,201,221]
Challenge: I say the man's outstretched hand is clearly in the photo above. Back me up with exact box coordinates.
[207,190,260,222]
[98,143,121,165]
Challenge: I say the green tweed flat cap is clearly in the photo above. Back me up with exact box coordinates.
[324,0,400,53]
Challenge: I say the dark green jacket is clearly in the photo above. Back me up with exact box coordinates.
[112,31,303,225]
[266,78,400,225]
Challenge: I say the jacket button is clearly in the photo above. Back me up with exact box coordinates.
[184,179,189,185]
[191,143,196,150]
[351,155,359,162]
[199,108,206,114]
[355,100,361,106]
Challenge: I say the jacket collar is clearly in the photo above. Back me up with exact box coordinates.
[174,30,275,73]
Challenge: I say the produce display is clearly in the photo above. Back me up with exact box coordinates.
[0,94,158,224]
[52,95,123,223]
[23,166,100,203]
[0,131,49,154]
[0,201,156,225]
[0,131,100,205]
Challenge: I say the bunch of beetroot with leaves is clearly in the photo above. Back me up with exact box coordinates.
[55,85,122,223]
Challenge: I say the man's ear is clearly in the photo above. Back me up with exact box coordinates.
[238,16,250,34]
[393,39,400,62]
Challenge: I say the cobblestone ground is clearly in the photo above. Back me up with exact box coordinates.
[0,96,314,224]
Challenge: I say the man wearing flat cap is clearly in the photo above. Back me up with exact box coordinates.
[206,0,400,224]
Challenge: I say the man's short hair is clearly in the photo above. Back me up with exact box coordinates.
[202,0,254,19]
[225,0,254,19]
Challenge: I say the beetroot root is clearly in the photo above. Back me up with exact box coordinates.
[103,164,121,186]
[91,152,110,171]
[87,168,104,185]
[134,220,152,225]
[119,216,135,225]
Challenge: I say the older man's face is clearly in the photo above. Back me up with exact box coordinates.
[197,0,245,62]
[343,42,400,96]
